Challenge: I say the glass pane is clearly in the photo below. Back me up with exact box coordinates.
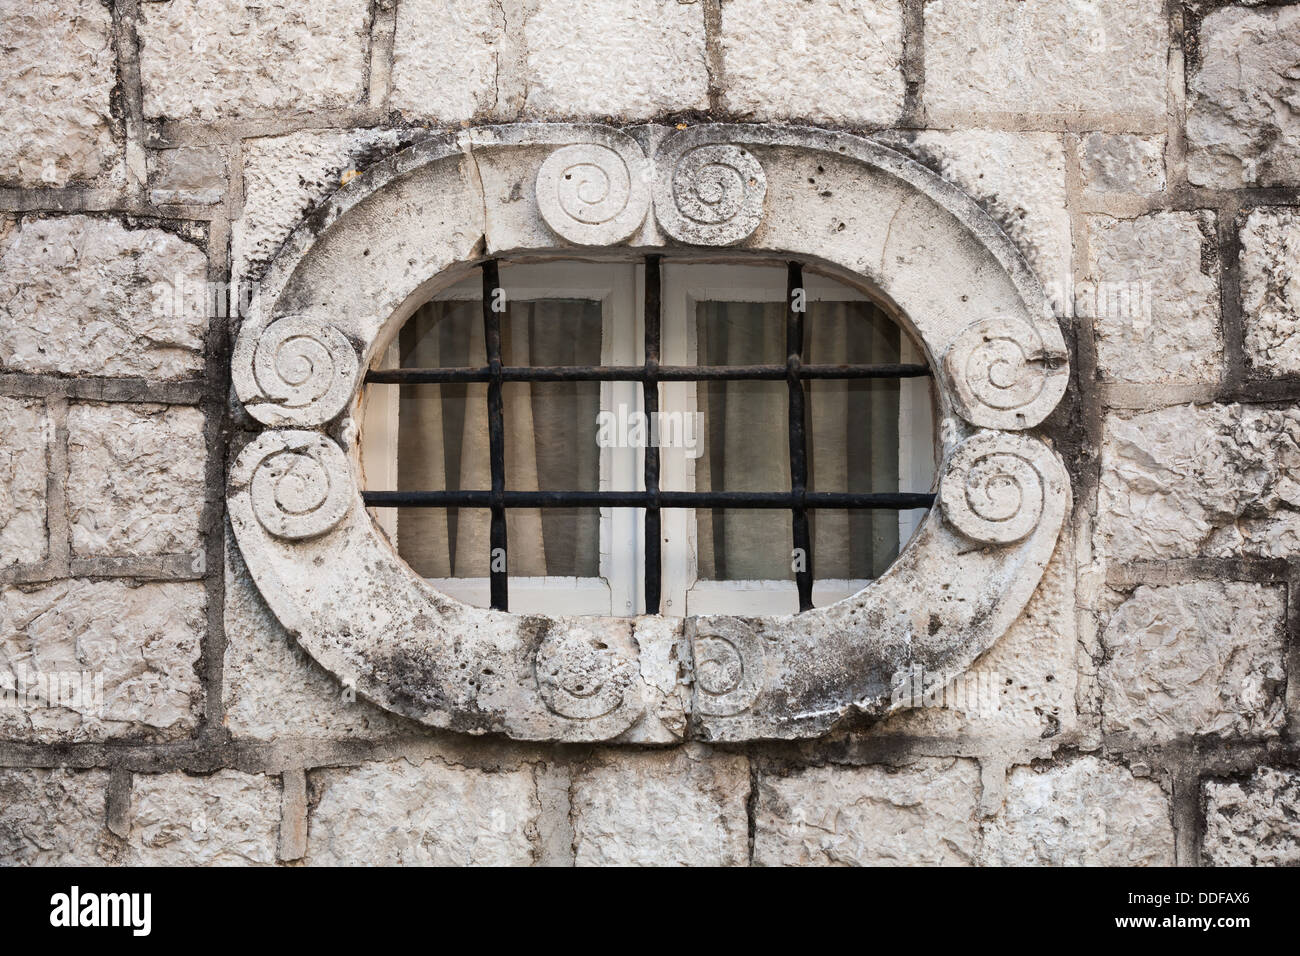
[394,296,602,579]
[694,297,903,581]
[806,301,901,579]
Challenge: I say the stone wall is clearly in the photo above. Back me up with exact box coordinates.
[1,0,1299,866]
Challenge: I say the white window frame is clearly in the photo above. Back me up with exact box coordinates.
[360,260,934,618]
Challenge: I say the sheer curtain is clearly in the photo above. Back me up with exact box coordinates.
[396,299,601,579]
[695,299,901,581]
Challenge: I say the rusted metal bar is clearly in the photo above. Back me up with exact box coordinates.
[363,490,936,509]
[643,256,662,615]
[367,362,931,384]
[787,261,814,612]
[482,259,508,611]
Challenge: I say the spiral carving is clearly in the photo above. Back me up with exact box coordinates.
[247,316,358,427]
[536,142,651,245]
[944,316,1068,430]
[693,627,764,717]
[655,143,767,246]
[534,626,635,720]
[940,433,1047,545]
[245,432,351,541]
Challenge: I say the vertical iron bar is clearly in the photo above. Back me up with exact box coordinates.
[643,256,662,614]
[787,261,814,611]
[483,260,508,611]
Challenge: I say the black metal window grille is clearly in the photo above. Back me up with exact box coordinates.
[363,257,935,613]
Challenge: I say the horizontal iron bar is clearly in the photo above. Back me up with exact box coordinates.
[363,490,936,509]
[365,363,932,384]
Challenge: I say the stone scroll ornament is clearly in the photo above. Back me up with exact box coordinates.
[536,133,768,247]
[234,315,360,427]
[534,626,637,720]
[234,431,351,541]
[652,143,768,246]
[940,430,1061,545]
[943,315,1069,430]
[535,141,652,245]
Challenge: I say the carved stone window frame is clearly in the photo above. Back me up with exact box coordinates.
[227,123,1071,744]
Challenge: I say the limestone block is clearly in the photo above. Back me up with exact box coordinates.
[0,217,208,379]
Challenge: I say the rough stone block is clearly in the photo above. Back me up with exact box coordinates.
[0,398,49,568]
[925,0,1168,117]
[138,0,370,121]
[126,770,279,865]
[720,0,904,125]
[0,768,110,865]
[0,216,208,380]
[1100,583,1286,740]
[149,147,227,206]
[754,759,980,866]
[1099,403,1300,561]
[0,579,204,742]
[1077,133,1166,194]
[1084,212,1221,385]
[389,0,505,121]
[1188,6,1300,187]
[524,0,709,118]
[67,403,206,558]
[1203,768,1300,866]
[982,757,1174,865]
[1241,207,1300,375]
[0,0,121,187]
[232,128,406,285]
[307,757,540,865]
[571,746,749,866]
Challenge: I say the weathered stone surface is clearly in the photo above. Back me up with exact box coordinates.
[925,0,1168,117]
[755,759,980,866]
[1099,403,1300,561]
[874,533,1077,741]
[524,0,708,118]
[0,0,121,187]
[720,0,904,125]
[223,543,412,740]
[232,128,406,285]
[126,771,279,865]
[889,131,1071,283]
[0,580,204,742]
[571,747,749,866]
[67,403,206,558]
[138,0,370,121]
[982,757,1174,865]
[1085,213,1220,385]
[1241,207,1300,375]
[389,0,504,120]
[149,147,227,206]
[1100,583,1286,740]
[1204,768,1300,866]
[0,217,208,380]
[228,125,1070,742]
[0,398,48,568]
[1077,133,1166,194]
[0,768,110,865]
[308,757,539,865]
[1188,6,1300,188]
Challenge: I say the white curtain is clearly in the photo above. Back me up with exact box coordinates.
[695,299,900,580]
[396,299,601,578]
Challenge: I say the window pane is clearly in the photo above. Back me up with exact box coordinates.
[694,297,903,581]
[694,300,790,580]
[806,301,901,579]
[394,296,602,579]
